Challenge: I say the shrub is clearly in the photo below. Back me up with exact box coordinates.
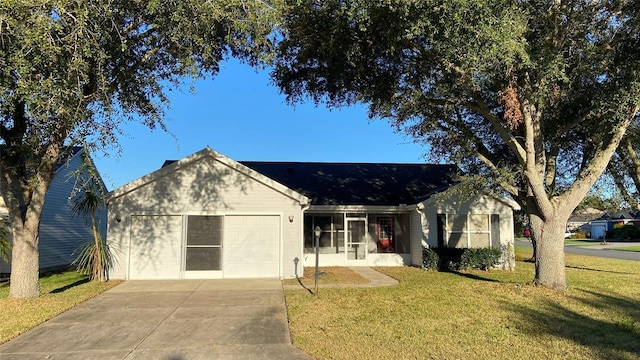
[459,247,503,271]
[573,232,588,239]
[434,247,465,270]
[422,248,439,271]
[424,247,504,271]
[606,224,640,241]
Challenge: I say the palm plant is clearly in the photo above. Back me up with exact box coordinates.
[70,182,113,282]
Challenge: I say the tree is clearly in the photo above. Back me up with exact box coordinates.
[0,0,279,298]
[273,0,640,289]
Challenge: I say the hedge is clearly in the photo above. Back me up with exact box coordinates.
[422,247,502,271]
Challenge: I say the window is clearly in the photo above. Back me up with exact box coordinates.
[438,214,498,248]
[185,216,222,270]
[304,214,344,253]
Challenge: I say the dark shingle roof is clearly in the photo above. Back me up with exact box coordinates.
[239,162,458,206]
[162,158,459,206]
[595,210,640,220]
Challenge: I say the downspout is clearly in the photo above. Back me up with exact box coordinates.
[413,203,425,266]
[298,202,311,276]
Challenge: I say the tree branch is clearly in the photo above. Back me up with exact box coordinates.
[522,98,553,218]
[560,105,638,211]
[438,115,520,197]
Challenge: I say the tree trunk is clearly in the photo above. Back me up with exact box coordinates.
[528,213,544,263]
[8,210,42,298]
[534,214,568,290]
[5,150,59,298]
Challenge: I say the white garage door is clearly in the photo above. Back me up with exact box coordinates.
[223,215,280,278]
[129,215,182,280]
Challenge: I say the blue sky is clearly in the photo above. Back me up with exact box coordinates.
[91,59,429,191]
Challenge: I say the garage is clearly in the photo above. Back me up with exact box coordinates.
[107,148,309,280]
[129,215,183,280]
[224,215,281,278]
[125,214,282,279]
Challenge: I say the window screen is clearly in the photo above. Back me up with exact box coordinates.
[186,216,222,271]
[439,213,495,248]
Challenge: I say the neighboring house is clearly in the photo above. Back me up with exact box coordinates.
[590,210,640,239]
[566,207,605,235]
[0,147,108,276]
[107,147,519,280]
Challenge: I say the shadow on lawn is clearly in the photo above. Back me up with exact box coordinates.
[446,270,500,283]
[565,265,635,275]
[503,290,640,358]
[50,277,91,294]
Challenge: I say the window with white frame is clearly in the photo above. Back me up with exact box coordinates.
[438,213,499,248]
[303,214,344,253]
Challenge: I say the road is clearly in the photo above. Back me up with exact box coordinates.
[515,240,640,262]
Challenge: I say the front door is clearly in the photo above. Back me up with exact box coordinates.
[346,218,367,264]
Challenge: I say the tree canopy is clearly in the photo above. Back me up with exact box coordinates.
[274,0,640,289]
[0,0,280,298]
[606,119,640,209]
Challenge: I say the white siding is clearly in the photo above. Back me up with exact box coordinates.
[419,195,517,269]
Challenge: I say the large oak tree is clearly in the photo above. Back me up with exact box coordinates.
[273,0,640,289]
[0,0,279,298]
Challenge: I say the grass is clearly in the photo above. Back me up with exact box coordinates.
[0,270,122,344]
[282,266,369,285]
[609,246,640,253]
[284,247,640,360]
[564,239,607,246]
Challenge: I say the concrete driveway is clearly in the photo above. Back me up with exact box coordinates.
[0,279,313,360]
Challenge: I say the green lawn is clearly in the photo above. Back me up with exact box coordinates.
[283,266,369,285]
[564,238,606,246]
[0,270,122,343]
[285,247,640,360]
[609,246,640,253]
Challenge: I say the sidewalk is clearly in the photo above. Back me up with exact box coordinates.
[283,266,398,291]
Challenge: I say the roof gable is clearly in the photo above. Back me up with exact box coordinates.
[238,161,459,206]
[108,148,309,204]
